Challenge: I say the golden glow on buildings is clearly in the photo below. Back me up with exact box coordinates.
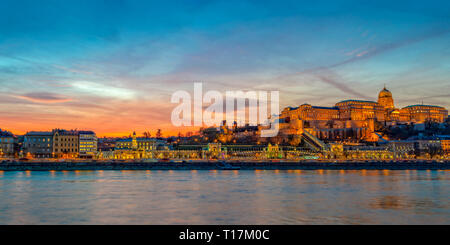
[442,140,450,155]
[112,131,162,159]
[399,105,448,123]
[79,131,97,158]
[277,86,448,142]
[53,129,79,159]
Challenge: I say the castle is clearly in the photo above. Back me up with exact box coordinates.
[277,86,448,142]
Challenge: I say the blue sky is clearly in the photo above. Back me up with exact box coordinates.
[0,0,449,135]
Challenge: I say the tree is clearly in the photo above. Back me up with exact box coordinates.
[374,120,386,132]
[288,135,301,146]
[200,127,219,140]
[424,119,440,136]
[427,146,443,159]
[156,129,162,139]
[143,131,151,138]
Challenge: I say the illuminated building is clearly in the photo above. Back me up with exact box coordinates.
[276,86,448,143]
[336,100,385,121]
[53,129,79,158]
[342,145,394,160]
[377,86,400,121]
[279,102,378,142]
[441,140,450,155]
[79,131,97,158]
[400,105,448,123]
[387,141,415,159]
[378,86,395,110]
[113,132,162,159]
[22,131,53,158]
[0,130,16,157]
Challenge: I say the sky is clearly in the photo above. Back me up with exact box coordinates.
[1,0,450,136]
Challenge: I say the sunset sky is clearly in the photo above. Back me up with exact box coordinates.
[1,0,450,136]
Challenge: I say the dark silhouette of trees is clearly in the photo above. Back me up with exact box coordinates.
[143,131,151,138]
[156,129,162,139]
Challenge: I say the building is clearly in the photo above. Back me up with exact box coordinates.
[98,137,116,151]
[378,87,395,110]
[335,100,385,121]
[115,134,160,151]
[274,86,448,143]
[53,129,79,158]
[114,132,164,159]
[0,130,16,157]
[441,140,450,155]
[79,131,97,158]
[377,86,400,121]
[387,141,415,159]
[22,131,53,158]
[414,139,441,152]
[400,105,448,123]
[98,147,115,159]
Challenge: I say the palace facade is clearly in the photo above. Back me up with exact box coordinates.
[278,86,448,142]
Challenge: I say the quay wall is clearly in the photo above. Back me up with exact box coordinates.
[0,160,449,171]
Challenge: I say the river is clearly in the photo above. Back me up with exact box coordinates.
[0,169,448,224]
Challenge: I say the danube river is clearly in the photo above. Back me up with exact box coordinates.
[0,170,448,224]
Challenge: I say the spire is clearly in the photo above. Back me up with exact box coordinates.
[132,131,137,149]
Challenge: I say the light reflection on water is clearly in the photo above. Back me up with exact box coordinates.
[0,170,448,224]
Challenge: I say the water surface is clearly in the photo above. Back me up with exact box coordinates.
[0,170,448,224]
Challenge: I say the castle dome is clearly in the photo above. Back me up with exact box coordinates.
[377,85,394,109]
[378,86,392,98]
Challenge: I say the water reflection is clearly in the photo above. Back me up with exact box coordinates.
[0,170,448,224]
[370,195,444,211]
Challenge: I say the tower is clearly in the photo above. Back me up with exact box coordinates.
[378,85,394,110]
[132,131,137,150]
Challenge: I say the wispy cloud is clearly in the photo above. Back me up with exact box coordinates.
[53,65,94,75]
[1,1,449,135]
[272,28,450,98]
[314,71,370,99]
[71,81,136,99]
[12,92,72,104]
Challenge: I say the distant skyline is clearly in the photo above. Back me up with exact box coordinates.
[1,0,450,136]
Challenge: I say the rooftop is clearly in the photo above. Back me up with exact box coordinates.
[116,137,160,142]
[403,104,446,109]
[336,99,378,104]
[0,130,13,137]
[25,131,53,136]
[312,106,338,110]
[78,130,96,135]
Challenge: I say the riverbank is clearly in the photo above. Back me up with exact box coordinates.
[0,160,449,170]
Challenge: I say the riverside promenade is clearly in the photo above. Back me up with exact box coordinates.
[0,160,449,171]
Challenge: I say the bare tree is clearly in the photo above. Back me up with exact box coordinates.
[143,131,151,138]
[156,129,162,139]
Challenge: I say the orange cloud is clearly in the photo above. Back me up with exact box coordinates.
[13,92,72,104]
